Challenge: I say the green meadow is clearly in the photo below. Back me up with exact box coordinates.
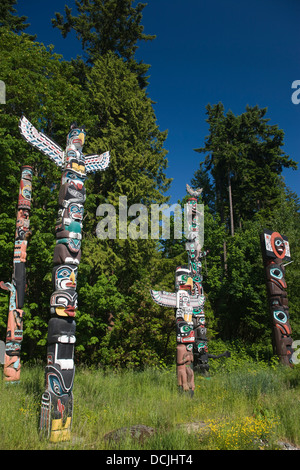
[1,361,300,450]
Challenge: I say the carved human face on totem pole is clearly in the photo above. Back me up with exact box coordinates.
[52,265,78,291]
[261,229,291,263]
[175,267,194,292]
[64,124,86,175]
[18,166,32,209]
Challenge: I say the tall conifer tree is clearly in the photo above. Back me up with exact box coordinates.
[52,0,155,87]
[0,0,30,33]
[0,4,174,367]
[193,103,297,230]
[190,103,299,349]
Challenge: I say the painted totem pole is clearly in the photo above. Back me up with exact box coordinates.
[0,166,33,383]
[260,229,293,366]
[150,184,208,394]
[19,116,110,441]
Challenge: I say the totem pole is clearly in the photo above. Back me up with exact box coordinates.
[260,229,293,366]
[150,185,208,394]
[0,166,33,383]
[19,116,110,441]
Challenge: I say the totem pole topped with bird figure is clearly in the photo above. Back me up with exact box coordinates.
[151,184,209,395]
[19,115,110,441]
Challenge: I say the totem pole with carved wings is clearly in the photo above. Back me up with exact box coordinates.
[19,116,110,441]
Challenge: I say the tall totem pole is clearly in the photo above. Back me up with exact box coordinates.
[19,116,110,442]
[260,229,293,366]
[0,166,33,383]
[150,185,208,394]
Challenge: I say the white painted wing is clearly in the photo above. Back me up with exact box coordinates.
[150,290,177,308]
[186,183,203,197]
[151,289,205,309]
[19,115,64,167]
[84,151,110,173]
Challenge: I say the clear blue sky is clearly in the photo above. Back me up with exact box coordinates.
[17,0,300,205]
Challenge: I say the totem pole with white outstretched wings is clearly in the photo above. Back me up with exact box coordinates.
[19,115,110,442]
[19,115,110,173]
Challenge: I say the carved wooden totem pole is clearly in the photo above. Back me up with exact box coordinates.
[260,229,293,366]
[0,166,32,383]
[19,116,110,441]
[150,185,208,394]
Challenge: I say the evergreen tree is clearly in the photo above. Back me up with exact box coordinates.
[74,53,173,364]
[190,102,299,355]
[52,0,155,87]
[193,103,297,231]
[0,29,93,359]
[0,26,173,367]
[0,0,30,33]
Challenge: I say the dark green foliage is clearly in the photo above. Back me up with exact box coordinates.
[0,0,30,33]
[190,103,300,353]
[0,28,94,360]
[52,0,155,87]
[193,103,297,227]
[0,16,171,368]
[1,6,299,371]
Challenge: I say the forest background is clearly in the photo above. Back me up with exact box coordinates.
[0,0,299,370]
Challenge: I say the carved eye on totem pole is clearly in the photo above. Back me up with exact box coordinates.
[52,265,78,291]
[65,124,87,175]
[61,170,86,188]
[56,203,84,233]
[175,266,193,290]
[187,198,197,211]
[265,263,287,291]
[67,202,84,222]
[59,183,86,206]
[47,372,69,396]
[273,308,288,325]
[67,124,86,147]
[18,181,32,209]
[176,321,195,343]
[272,234,285,258]
[270,266,283,280]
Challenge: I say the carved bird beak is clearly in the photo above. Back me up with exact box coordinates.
[69,271,76,285]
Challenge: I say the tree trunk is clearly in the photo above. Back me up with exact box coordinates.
[228,171,234,236]
[223,240,227,273]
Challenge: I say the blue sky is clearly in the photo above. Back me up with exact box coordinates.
[17,0,300,205]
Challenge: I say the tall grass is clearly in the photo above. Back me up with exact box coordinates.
[1,362,300,450]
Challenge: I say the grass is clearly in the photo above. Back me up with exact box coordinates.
[1,362,300,450]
